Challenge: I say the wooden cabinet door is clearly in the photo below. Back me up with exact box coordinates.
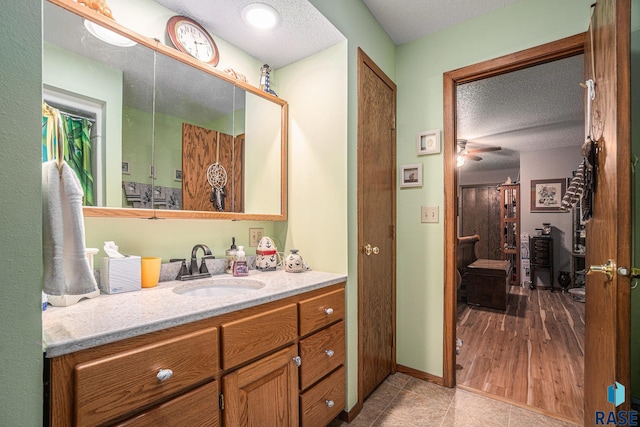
[222,345,298,426]
[460,184,502,260]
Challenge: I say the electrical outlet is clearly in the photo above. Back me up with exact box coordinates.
[421,206,439,223]
[249,228,264,247]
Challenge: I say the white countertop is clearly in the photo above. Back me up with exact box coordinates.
[42,270,347,358]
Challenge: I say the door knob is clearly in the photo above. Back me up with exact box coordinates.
[363,244,380,256]
[589,259,615,280]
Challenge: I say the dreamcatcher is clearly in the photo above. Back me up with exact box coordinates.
[207,133,227,211]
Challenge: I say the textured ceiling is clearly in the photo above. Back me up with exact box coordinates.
[456,54,585,172]
[154,0,345,69]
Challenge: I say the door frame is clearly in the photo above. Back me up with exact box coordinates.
[442,34,586,388]
[357,47,397,405]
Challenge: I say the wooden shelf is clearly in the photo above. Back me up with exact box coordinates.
[499,184,520,286]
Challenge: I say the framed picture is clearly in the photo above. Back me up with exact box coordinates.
[417,129,440,155]
[174,169,183,181]
[122,161,130,174]
[400,164,422,188]
[530,178,566,212]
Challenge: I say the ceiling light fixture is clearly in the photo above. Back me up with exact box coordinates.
[84,19,136,47]
[241,3,280,30]
[457,155,465,167]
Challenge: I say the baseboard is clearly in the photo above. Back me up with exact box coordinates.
[396,364,446,387]
[338,400,363,423]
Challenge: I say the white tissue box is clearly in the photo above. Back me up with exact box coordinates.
[100,256,141,294]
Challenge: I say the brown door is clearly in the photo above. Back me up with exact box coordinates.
[583,0,632,423]
[182,123,244,212]
[357,48,396,402]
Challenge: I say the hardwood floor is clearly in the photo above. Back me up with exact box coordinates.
[456,285,585,424]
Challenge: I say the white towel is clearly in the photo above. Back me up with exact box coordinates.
[42,160,98,296]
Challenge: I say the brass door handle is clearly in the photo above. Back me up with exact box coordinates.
[363,244,380,256]
[588,259,615,280]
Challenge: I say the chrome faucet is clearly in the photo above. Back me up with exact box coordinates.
[171,244,215,280]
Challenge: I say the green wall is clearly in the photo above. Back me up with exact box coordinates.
[395,0,592,377]
[0,0,43,425]
[308,0,395,410]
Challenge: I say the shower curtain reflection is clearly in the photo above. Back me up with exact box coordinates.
[42,101,95,206]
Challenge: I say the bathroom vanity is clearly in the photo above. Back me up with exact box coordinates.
[43,271,346,426]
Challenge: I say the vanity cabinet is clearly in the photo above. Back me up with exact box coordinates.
[46,323,220,427]
[45,283,345,427]
[223,345,300,426]
[297,288,346,427]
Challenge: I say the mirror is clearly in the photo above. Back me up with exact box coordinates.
[42,0,287,220]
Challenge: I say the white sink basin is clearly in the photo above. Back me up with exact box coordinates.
[174,278,265,297]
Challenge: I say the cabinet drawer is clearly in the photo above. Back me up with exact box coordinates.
[221,303,297,370]
[299,321,345,390]
[74,327,217,426]
[300,365,346,427]
[115,380,219,427]
[299,288,345,336]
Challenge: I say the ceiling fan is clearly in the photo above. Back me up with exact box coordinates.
[456,140,501,165]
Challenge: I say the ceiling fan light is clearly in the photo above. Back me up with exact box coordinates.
[242,3,280,30]
[457,155,465,167]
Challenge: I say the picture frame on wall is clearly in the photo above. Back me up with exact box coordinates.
[122,161,130,175]
[174,169,183,181]
[530,178,566,212]
[400,164,422,188]
[416,129,440,155]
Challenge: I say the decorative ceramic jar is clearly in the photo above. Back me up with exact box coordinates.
[285,249,310,273]
[255,236,278,271]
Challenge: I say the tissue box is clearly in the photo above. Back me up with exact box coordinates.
[100,256,141,294]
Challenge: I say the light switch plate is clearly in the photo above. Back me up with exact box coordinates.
[421,206,439,223]
[249,228,264,247]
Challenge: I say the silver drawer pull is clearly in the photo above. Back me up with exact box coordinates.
[325,350,335,357]
[325,399,335,408]
[324,308,334,315]
[157,369,173,381]
[292,356,302,367]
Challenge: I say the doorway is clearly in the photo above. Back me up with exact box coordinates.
[446,2,633,425]
[443,34,587,421]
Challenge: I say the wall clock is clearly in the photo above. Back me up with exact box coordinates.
[166,16,220,66]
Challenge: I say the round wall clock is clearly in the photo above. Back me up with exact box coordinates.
[166,16,220,66]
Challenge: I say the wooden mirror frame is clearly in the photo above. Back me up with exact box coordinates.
[49,0,288,221]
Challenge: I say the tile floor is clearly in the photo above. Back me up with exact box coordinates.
[330,373,580,427]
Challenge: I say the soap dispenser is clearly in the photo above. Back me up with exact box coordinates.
[233,246,248,276]
[225,237,238,274]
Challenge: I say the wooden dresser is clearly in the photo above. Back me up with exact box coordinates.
[530,236,554,291]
